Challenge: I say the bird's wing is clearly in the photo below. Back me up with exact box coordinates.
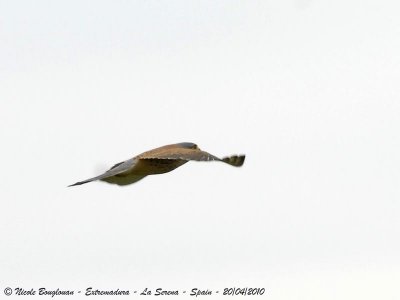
[220,154,246,167]
[140,148,245,167]
[68,158,137,186]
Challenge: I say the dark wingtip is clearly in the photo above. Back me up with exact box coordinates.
[222,154,245,167]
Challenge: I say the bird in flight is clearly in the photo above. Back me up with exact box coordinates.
[69,142,245,187]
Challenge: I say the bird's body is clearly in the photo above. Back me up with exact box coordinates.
[69,142,245,187]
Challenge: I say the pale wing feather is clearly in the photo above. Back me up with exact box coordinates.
[140,148,245,167]
[140,148,221,162]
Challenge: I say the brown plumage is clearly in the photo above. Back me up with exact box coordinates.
[69,142,245,187]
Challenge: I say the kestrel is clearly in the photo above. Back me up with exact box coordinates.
[69,142,245,187]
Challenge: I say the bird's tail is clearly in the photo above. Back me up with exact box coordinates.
[68,174,106,187]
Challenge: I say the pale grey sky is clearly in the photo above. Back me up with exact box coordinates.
[1,1,399,299]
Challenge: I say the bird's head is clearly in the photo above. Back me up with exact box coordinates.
[178,142,200,150]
